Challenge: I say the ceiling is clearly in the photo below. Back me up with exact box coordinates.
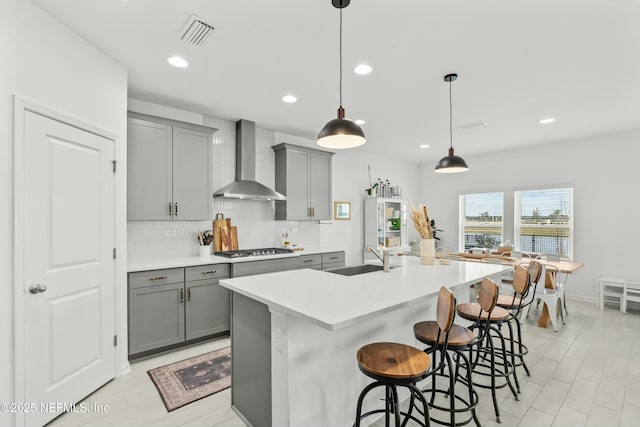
[30,0,640,164]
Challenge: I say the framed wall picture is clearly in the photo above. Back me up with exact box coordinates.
[334,201,351,220]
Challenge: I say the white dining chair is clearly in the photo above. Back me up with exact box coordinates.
[536,253,570,314]
[526,264,565,332]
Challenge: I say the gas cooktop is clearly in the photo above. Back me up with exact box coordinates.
[214,247,294,258]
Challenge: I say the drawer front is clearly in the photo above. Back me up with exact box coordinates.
[232,257,300,277]
[322,261,345,271]
[185,264,230,282]
[129,268,184,289]
[322,251,345,265]
[298,254,322,268]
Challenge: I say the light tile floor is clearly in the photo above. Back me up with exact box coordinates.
[47,300,640,427]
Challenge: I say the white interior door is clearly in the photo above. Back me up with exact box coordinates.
[22,111,115,426]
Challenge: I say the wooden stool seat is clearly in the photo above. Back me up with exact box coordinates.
[354,342,431,426]
[496,294,522,309]
[456,303,510,322]
[357,342,430,380]
[413,321,475,347]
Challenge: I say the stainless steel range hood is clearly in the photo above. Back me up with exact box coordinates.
[213,119,286,201]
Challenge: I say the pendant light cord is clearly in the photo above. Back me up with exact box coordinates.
[449,78,453,150]
[339,7,343,108]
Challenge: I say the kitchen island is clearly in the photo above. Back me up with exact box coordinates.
[219,257,511,427]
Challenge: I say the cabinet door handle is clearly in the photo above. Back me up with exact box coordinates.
[303,259,314,263]
[168,203,172,216]
[180,288,184,303]
[312,207,315,217]
[307,207,311,217]
[201,270,217,275]
[149,276,168,281]
[330,256,339,260]
[175,202,178,216]
[187,287,191,302]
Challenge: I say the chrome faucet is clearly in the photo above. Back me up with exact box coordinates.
[366,245,390,272]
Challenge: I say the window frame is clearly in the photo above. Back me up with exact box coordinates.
[514,187,574,259]
[458,191,505,251]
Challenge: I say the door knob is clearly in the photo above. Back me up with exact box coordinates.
[29,284,47,294]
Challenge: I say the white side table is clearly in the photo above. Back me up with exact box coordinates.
[597,275,625,312]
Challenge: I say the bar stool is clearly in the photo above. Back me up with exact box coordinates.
[413,287,480,427]
[456,278,519,423]
[495,263,538,392]
[354,342,431,427]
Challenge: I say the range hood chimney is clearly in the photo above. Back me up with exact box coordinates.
[212,120,286,201]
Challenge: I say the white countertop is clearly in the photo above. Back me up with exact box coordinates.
[219,257,511,331]
[127,247,345,272]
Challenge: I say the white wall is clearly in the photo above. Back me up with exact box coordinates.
[127,100,421,266]
[420,131,640,302]
[1,0,128,419]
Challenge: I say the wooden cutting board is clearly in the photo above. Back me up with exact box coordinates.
[230,226,238,250]
[220,225,232,251]
[213,217,226,252]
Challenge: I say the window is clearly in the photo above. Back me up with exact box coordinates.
[459,192,504,250]
[514,187,573,258]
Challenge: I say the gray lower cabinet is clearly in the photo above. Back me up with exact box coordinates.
[298,251,345,270]
[128,268,186,355]
[321,251,345,270]
[185,265,230,340]
[298,254,322,270]
[128,264,230,357]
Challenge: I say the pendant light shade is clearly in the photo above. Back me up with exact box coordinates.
[435,73,469,173]
[317,107,366,149]
[317,0,366,149]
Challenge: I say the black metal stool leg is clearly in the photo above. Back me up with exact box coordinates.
[354,381,385,427]
[505,320,520,393]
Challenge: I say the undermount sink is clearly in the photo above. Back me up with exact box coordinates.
[325,264,391,276]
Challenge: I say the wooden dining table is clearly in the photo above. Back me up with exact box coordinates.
[451,253,584,328]
[515,258,584,328]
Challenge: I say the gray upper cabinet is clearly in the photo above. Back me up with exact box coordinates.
[272,143,334,220]
[127,114,215,220]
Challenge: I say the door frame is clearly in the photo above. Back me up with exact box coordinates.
[13,96,127,427]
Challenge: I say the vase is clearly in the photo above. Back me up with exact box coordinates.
[420,238,435,265]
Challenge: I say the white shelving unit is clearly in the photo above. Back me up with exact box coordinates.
[364,198,410,260]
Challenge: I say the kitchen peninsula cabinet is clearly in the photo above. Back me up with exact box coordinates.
[220,259,510,426]
[128,264,230,358]
[127,113,216,220]
[272,143,334,220]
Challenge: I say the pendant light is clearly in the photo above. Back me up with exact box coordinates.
[434,73,469,173]
[317,0,366,149]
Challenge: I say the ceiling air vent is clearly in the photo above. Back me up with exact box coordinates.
[178,14,214,46]
[457,120,487,131]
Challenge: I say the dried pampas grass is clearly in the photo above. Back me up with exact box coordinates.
[410,203,433,239]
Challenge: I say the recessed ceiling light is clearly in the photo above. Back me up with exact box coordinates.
[539,117,556,124]
[354,119,366,125]
[420,144,430,149]
[354,64,373,75]
[167,56,189,68]
[282,95,297,103]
